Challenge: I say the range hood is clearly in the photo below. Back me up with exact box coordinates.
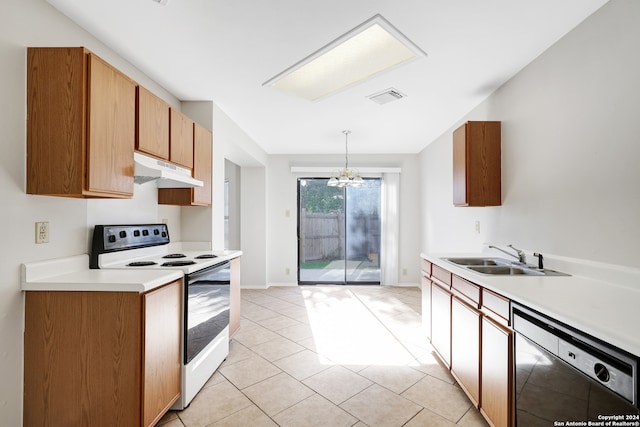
[133,152,203,188]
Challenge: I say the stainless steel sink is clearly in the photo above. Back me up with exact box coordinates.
[467,265,545,276]
[444,257,511,266]
[442,257,570,276]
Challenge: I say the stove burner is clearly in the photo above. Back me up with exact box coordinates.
[127,261,158,267]
[163,253,187,259]
[195,254,217,259]
[162,260,196,267]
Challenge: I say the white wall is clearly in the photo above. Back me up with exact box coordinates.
[0,0,204,423]
[225,159,242,250]
[420,0,640,269]
[212,105,268,287]
[266,154,421,287]
[241,167,268,287]
[180,101,214,244]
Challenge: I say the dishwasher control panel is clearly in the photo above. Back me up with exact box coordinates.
[558,338,635,403]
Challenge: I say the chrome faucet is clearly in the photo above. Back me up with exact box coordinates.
[488,244,527,264]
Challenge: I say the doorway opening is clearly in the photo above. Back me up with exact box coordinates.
[298,178,381,284]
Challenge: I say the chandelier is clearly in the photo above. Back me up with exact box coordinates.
[327,130,364,187]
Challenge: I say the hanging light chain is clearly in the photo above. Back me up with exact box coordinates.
[343,130,351,170]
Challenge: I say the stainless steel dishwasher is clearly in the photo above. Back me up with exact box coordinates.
[512,303,639,426]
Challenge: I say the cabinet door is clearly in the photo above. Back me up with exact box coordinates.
[170,108,194,169]
[142,280,182,427]
[431,281,451,367]
[452,124,468,206]
[192,123,212,206]
[421,275,431,340]
[229,258,241,339]
[453,121,501,207]
[86,53,135,197]
[137,86,169,160]
[24,291,141,426]
[451,296,481,406]
[481,316,513,427]
[27,47,86,196]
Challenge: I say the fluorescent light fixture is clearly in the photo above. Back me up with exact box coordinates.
[263,14,426,101]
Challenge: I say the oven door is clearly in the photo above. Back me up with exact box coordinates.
[184,261,230,364]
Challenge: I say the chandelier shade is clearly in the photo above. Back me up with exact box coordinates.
[327,130,364,187]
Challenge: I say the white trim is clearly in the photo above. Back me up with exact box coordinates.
[262,14,427,101]
[291,166,401,174]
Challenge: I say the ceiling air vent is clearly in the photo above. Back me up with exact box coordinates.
[367,88,406,105]
[151,0,169,5]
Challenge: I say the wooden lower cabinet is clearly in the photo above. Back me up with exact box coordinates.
[451,296,481,406]
[423,258,514,427]
[24,280,181,427]
[229,258,241,339]
[421,275,431,340]
[430,280,452,367]
[142,281,182,427]
[481,315,514,427]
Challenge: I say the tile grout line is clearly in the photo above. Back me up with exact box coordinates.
[167,286,483,426]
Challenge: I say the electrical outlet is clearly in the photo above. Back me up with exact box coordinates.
[402,268,408,276]
[475,220,481,234]
[285,267,290,275]
[36,222,49,244]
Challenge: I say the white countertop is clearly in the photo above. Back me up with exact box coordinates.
[22,255,184,292]
[23,245,242,292]
[421,252,640,357]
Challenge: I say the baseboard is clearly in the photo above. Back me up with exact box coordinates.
[266,282,299,288]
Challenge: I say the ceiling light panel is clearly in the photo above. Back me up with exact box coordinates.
[263,14,426,101]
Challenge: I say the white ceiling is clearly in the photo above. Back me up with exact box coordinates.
[47,0,608,155]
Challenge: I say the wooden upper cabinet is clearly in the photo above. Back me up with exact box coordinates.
[136,86,170,160]
[27,47,135,198]
[170,108,194,169]
[453,121,501,207]
[158,122,212,206]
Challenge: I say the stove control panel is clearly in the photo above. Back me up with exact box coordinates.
[90,224,170,268]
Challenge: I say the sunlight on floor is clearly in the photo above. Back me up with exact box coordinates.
[301,286,431,366]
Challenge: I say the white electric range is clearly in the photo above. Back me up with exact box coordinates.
[91,223,236,409]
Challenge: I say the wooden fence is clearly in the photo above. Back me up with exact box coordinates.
[299,209,380,264]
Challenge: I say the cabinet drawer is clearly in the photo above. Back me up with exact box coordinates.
[482,288,510,325]
[452,275,480,306]
[421,259,432,276]
[432,264,452,286]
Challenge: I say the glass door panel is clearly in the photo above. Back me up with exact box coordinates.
[298,178,380,284]
[298,178,345,283]
[345,179,381,283]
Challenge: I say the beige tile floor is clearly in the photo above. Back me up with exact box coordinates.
[157,285,489,427]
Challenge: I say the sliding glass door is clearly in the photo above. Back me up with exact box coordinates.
[298,178,381,284]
